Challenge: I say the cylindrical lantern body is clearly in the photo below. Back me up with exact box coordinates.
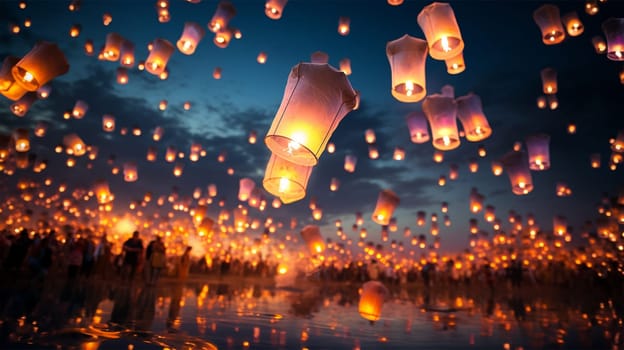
[602,18,624,61]
[562,12,584,37]
[102,115,115,132]
[13,128,30,152]
[257,52,267,64]
[445,52,465,75]
[213,67,222,79]
[63,133,86,156]
[119,40,135,67]
[393,147,405,160]
[368,145,379,159]
[263,153,312,204]
[123,161,138,182]
[344,154,357,172]
[456,93,492,142]
[300,225,325,255]
[525,133,551,170]
[12,41,69,91]
[423,94,460,150]
[371,189,400,226]
[339,58,351,75]
[93,179,112,204]
[540,67,557,94]
[593,36,607,54]
[72,99,88,119]
[406,111,430,143]
[0,56,21,92]
[386,35,428,103]
[365,129,376,144]
[213,27,233,48]
[177,22,205,55]
[116,67,128,84]
[11,92,37,117]
[417,2,464,60]
[359,281,388,322]
[265,63,358,166]
[338,17,350,36]
[553,215,567,235]
[145,39,174,76]
[502,151,534,195]
[103,33,124,61]
[147,146,157,162]
[265,0,287,20]
[209,1,237,33]
[533,4,566,45]
[238,177,256,202]
[590,153,601,168]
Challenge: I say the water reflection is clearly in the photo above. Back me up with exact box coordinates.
[0,276,621,350]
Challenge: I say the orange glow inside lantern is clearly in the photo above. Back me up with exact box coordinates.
[585,0,599,15]
[11,93,36,117]
[393,147,405,160]
[209,1,236,33]
[103,33,124,61]
[238,178,256,202]
[257,52,267,64]
[177,22,205,55]
[72,99,88,119]
[145,39,174,75]
[265,0,287,20]
[456,93,492,142]
[540,67,557,94]
[12,41,69,92]
[13,128,30,152]
[330,177,340,192]
[445,52,465,74]
[372,189,400,226]
[344,154,357,172]
[386,35,428,102]
[406,111,430,144]
[365,129,376,144]
[423,94,460,151]
[120,40,135,67]
[116,67,128,84]
[562,12,584,37]
[213,67,222,79]
[417,2,464,60]
[263,153,312,204]
[339,58,351,75]
[338,17,350,36]
[102,115,115,132]
[300,225,325,255]
[553,216,567,235]
[359,281,388,322]
[123,162,138,182]
[502,151,534,195]
[63,133,86,156]
[525,133,551,170]
[533,4,566,45]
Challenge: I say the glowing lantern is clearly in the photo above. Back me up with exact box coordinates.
[372,189,400,226]
[445,52,465,74]
[602,18,624,61]
[209,1,236,33]
[585,0,599,15]
[69,24,81,38]
[93,179,113,204]
[247,130,258,144]
[213,27,233,48]
[123,162,138,182]
[63,133,86,156]
[11,92,37,117]
[145,39,174,76]
[326,142,335,153]
[547,95,558,110]
[330,177,340,191]
[540,68,557,94]
[177,22,205,55]
[533,4,566,45]
[153,126,164,141]
[102,115,115,132]
[238,178,256,201]
[300,225,325,255]
[72,100,88,119]
[263,153,312,204]
[173,163,184,177]
[359,281,388,322]
[388,0,403,5]
[456,93,492,142]
[468,158,478,173]
[418,2,463,61]
[103,13,112,26]
[116,67,128,84]
[449,163,459,180]
[265,63,358,166]
[536,96,547,109]
[338,17,350,36]
[433,151,444,163]
[312,207,323,220]
[406,111,430,144]
[593,36,607,54]
[339,58,351,75]
[525,133,551,170]
[501,151,533,195]
[159,100,168,111]
[590,153,601,168]
[265,0,287,20]
[386,35,428,103]
[103,33,124,61]
[213,67,222,79]
[34,121,48,137]
[367,145,379,159]
[12,41,69,91]
[423,94,460,151]
[365,129,376,144]
[556,182,572,197]
[469,189,484,213]
[257,52,267,64]
[484,205,496,222]
[13,128,30,152]
[393,147,405,160]
[344,155,357,172]
[553,215,567,235]
[562,12,583,37]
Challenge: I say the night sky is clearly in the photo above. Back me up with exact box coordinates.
[0,0,623,253]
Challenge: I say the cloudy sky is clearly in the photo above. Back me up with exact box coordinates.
[0,0,622,252]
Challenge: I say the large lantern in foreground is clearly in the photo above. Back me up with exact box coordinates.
[533,4,566,45]
[12,41,69,91]
[417,2,464,60]
[265,63,358,166]
[145,39,174,76]
[602,18,624,61]
[502,151,533,195]
[372,189,400,226]
[263,152,313,204]
[265,0,287,20]
[300,225,325,255]
[386,34,428,103]
[177,22,205,55]
[359,281,389,323]
[525,133,551,170]
[456,93,491,142]
[422,94,460,151]
[406,111,430,144]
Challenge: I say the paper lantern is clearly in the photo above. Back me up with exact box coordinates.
[116,67,128,84]
[590,153,601,168]
[118,40,135,68]
[432,150,444,163]
[102,115,115,132]
[417,2,464,60]
[585,0,599,15]
[326,142,335,153]
[365,129,376,144]
[445,52,465,74]
[388,0,403,5]
[547,95,558,110]
[330,177,340,192]
[310,51,329,64]
[344,154,357,172]
[469,189,484,213]
[371,189,399,226]
[83,39,94,56]
[153,126,164,141]
[468,158,478,173]
[501,151,533,195]
[0,56,20,91]
[72,99,88,119]
[484,205,496,222]
[339,58,351,75]
[13,128,30,152]
[368,145,379,160]
[612,130,624,152]
[103,33,124,61]
[449,163,459,180]
[238,178,256,202]
[208,1,236,33]
[562,12,584,37]
[386,34,428,102]
[536,96,547,109]
[177,22,205,55]
[93,179,113,204]
[12,41,69,91]
[553,215,567,235]
[257,52,268,64]
[213,67,222,79]
[338,17,350,36]
[533,4,566,45]
[123,162,138,182]
[592,36,607,54]
[10,92,37,117]
[63,133,86,156]
[456,93,492,142]
[359,281,388,322]
[34,121,48,137]
[69,24,81,38]
[393,147,405,160]
[540,67,557,94]
[265,63,358,166]
[405,111,430,144]
[556,182,572,197]
[300,225,325,255]
[265,0,287,20]
[145,39,174,76]
[173,163,184,177]
[423,94,460,151]
[102,12,112,26]
[525,133,550,170]
[263,153,312,204]
[312,207,323,220]
[602,18,624,61]
[213,27,233,48]
[233,206,248,233]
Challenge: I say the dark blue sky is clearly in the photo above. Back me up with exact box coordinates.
[0,0,622,252]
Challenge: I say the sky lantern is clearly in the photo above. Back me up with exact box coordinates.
[119,40,135,67]
[12,128,30,152]
[448,163,459,180]
[540,67,557,94]
[208,1,236,33]
[366,145,379,159]
[386,35,428,103]
[359,281,388,323]
[469,189,484,213]
[501,151,533,195]
[372,189,400,226]
[159,99,168,111]
[248,130,257,144]
[0,56,20,91]
[602,18,624,61]
[484,205,496,222]
[338,16,350,36]
[213,67,222,79]
[93,179,113,204]
[365,129,376,144]
[177,22,205,55]
[556,182,572,197]
[257,52,268,64]
[146,147,157,162]
[592,35,607,54]
[562,12,583,37]
[532,4,566,45]
[393,147,405,160]
[12,41,69,92]
[445,52,465,75]
[344,154,357,172]
[103,12,112,26]
[173,163,184,177]
[233,206,248,233]
[265,0,287,20]
[34,121,48,137]
[165,146,176,162]
[406,111,430,144]
[213,27,233,48]
[422,94,460,151]
[63,133,86,156]
[590,153,601,168]
[330,177,340,192]
[102,115,115,132]
[553,215,567,235]
[339,58,351,75]
[103,33,124,61]
[536,96,547,109]
[145,39,174,76]
[72,99,88,119]
[417,2,464,61]
[525,133,551,170]
[456,93,492,142]
[611,130,624,151]
[116,67,128,84]
[468,158,478,173]
[585,0,599,15]
[265,63,358,166]
[83,40,94,56]
[69,24,81,38]
[547,95,558,110]
[11,92,37,117]
[262,152,312,204]
[238,178,256,202]
[310,51,329,64]
[300,225,325,255]
[123,162,138,182]
[387,0,403,5]
[312,207,323,220]
[153,126,164,141]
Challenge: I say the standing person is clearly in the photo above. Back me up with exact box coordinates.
[144,236,157,283]
[67,236,84,281]
[149,236,166,285]
[122,231,144,281]
[177,246,192,281]
[94,234,112,280]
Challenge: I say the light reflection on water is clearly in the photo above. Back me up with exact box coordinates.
[0,278,621,350]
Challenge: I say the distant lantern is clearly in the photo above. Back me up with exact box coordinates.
[103,13,112,26]
[12,41,69,91]
[501,151,533,195]
[592,36,607,54]
[445,52,465,74]
[338,17,350,36]
[536,96,547,109]
[72,99,88,119]
[423,94,460,151]
[330,177,340,191]
[468,158,478,173]
[103,33,124,61]
[69,24,81,38]
[173,163,184,177]
[433,150,444,163]
[547,95,558,110]
[263,153,312,204]
[63,133,86,156]
[84,40,94,56]
[540,67,557,94]
[12,128,30,152]
[247,130,257,144]
[368,145,379,159]
[525,133,551,170]
[553,215,567,235]
[257,52,268,64]
[165,146,176,162]
[532,4,566,45]
[238,178,256,202]
[146,147,157,162]
[300,225,325,254]
[386,34,428,103]
[102,115,115,132]
[371,189,400,226]
[562,12,584,37]
[159,99,168,111]
[590,153,601,168]
[484,205,496,222]
[265,63,358,166]
[339,58,351,75]
[365,129,376,144]
[93,179,112,204]
[388,0,403,5]
[405,111,430,144]
[416,211,426,226]
[34,121,48,137]
[213,67,222,79]
[177,22,205,55]
[359,281,388,323]
[393,147,405,160]
[213,27,233,48]
[556,182,572,197]
[208,1,236,33]
[612,130,624,151]
[456,93,492,142]
[326,142,335,153]
[145,39,174,76]
[418,3,463,61]
[585,0,599,15]
[469,189,484,213]
[10,92,37,117]
[310,51,329,64]
[449,163,459,180]
[602,18,624,61]
[344,154,357,172]
[116,67,128,84]
[123,162,138,182]
[265,0,287,20]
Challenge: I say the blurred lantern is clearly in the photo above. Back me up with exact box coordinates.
[330,177,340,191]
[11,92,37,117]
[556,182,572,197]
[116,67,128,84]
[477,145,486,157]
[153,126,164,141]
[312,207,323,220]
[393,147,405,160]
[165,146,176,162]
[120,40,135,67]
[12,41,69,91]
[553,215,567,235]
[198,217,214,236]
[177,22,205,55]
[344,154,357,172]
[146,147,157,162]
[263,153,312,204]
[63,133,86,156]
[84,40,94,56]
[540,67,557,94]
[445,52,465,75]
[213,27,233,48]
[592,36,607,54]
[532,4,566,45]
[93,179,113,204]
[567,123,576,134]
[406,111,430,144]
[233,206,248,232]
[372,189,400,226]
[209,1,236,33]
[248,130,257,144]
[326,142,335,153]
[562,12,583,37]
[585,0,599,15]
[265,0,287,20]
[103,13,112,26]
[69,24,81,38]
[388,0,403,5]
[456,93,492,142]
[102,115,115,132]
[159,99,168,110]
[338,16,350,36]
[449,163,459,180]
[590,153,601,168]
[423,94,460,151]
[359,281,388,323]
[602,18,624,61]
[525,133,551,170]
[536,96,547,109]
[173,162,184,177]
[12,128,29,152]
[365,129,376,144]
[103,33,124,61]
[484,205,495,222]
[213,67,222,79]
[416,211,426,226]
[123,162,138,182]
[145,39,174,76]
[433,150,444,163]
[417,2,464,60]
[72,99,88,119]
[208,184,218,197]
[501,151,533,195]
[265,63,358,166]
[34,121,48,137]
[238,178,255,202]
[183,101,192,110]
[339,58,351,75]
[469,189,484,213]
[386,34,428,102]
[257,52,268,64]
[547,95,558,110]
[611,130,624,151]
[300,225,325,254]
[468,158,478,173]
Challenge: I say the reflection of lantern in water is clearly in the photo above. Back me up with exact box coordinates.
[533,4,565,45]
[123,161,138,182]
[238,178,255,202]
[417,2,464,60]
[177,22,205,55]
[501,151,533,195]
[146,39,174,76]
[265,0,287,20]
[13,128,30,152]
[263,153,312,204]
[562,12,584,37]
[372,189,400,226]
[423,94,460,151]
[63,133,86,156]
[213,67,222,79]
[602,18,624,61]
[338,17,350,36]
[406,111,430,144]
[209,1,236,33]
[525,133,551,170]
[300,225,324,254]
[386,34,428,102]
[359,281,388,322]
[456,93,492,142]
[540,67,557,94]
